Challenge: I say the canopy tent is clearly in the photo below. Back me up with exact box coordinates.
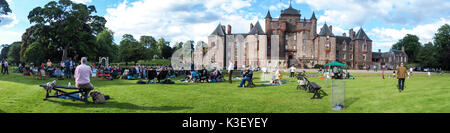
[325,61,348,74]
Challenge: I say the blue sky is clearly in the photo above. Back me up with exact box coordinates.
[1,0,449,52]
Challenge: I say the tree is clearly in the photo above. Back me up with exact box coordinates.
[20,25,39,62]
[157,38,173,59]
[27,0,106,62]
[433,24,450,70]
[7,42,22,65]
[0,0,11,23]
[416,42,439,68]
[23,42,46,65]
[0,44,9,60]
[392,34,421,63]
[119,34,145,64]
[139,35,158,60]
[96,29,116,61]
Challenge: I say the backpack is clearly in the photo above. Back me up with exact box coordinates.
[137,80,147,84]
[90,91,105,104]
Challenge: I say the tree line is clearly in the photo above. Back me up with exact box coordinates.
[0,0,185,66]
[391,24,450,70]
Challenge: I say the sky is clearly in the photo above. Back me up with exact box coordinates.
[0,0,449,52]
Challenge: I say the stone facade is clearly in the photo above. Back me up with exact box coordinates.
[207,4,374,69]
[372,48,408,70]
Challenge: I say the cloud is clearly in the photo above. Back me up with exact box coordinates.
[71,0,92,4]
[0,13,18,28]
[296,0,450,28]
[104,0,260,45]
[370,18,449,44]
[0,30,22,45]
[269,2,288,11]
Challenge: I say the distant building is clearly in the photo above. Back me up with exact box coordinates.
[372,47,408,70]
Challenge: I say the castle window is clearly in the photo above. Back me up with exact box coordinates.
[363,43,367,51]
[304,31,306,35]
[350,54,353,60]
[303,23,306,27]
[343,54,346,60]
[294,46,296,50]
[326,53,329,58]
[343,43,346,51]
[294,33,297,40]
[303,45,306,52]
[326,42,330,49]
[363,54,367,61]
[286,34,288,40]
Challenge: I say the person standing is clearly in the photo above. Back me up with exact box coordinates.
[3,59,8,75]
[289,66,296,78]
[227,61,234,84]
[1,59,4,74]
[65,58,72,79]
[397,63,407,92]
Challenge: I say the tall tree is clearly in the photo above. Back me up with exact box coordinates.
[416,42,439,68]
[139,35,158,60]
[392,34,421,63]
[0,44,9,60]
[433,24,450,70]
[27,0,106,62]
[7,42,22,65]
[95,29,115,61]
[0,0,11,23]
[119,34,144,64]
[157,38,173,59]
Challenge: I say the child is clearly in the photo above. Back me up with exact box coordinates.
[275,72,282,85]
[392,70,396,78]
[382,71,385,79]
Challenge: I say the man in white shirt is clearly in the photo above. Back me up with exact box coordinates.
[289,66,296,78]
[227,61,234,84]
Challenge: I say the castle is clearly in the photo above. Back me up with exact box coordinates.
[205,4,393,70]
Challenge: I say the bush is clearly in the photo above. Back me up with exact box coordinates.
[313,64,324,69]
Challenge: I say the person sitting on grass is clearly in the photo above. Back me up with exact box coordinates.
[189,70,198,83]
[275,71,283,85]
[238,67,253,87]
[53,67,63,80]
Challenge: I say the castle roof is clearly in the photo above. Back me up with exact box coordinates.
[311,11,316,20]
[336,36,351,44]
[210,23,225,36]
[355,28,371,40]
[265,10,272,18]
[281,4,300,15]
[248,21,265,35]
[318,23,334,36]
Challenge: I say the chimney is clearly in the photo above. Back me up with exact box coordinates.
[250,23,254,31]
[401,46,405,52]
[349,29,354,39]
[221,25,226,33]
[343,33,346,37]
[329,25,332,32]
[227,25,232,35]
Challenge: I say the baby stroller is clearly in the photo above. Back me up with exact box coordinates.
[296,75,309,91]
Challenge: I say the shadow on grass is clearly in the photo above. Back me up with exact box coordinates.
[0,109,5,113]
[346,97,360,108]
[46,99,193,111]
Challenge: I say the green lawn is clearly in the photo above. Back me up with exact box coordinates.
[0,71,448,113]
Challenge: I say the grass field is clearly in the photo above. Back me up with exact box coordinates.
[0,71,448,113]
